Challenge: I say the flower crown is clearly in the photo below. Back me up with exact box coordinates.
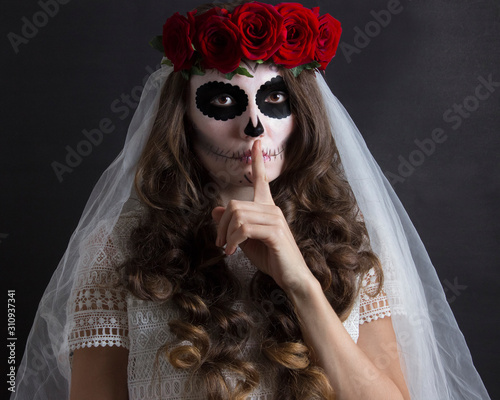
[151,1,342,79]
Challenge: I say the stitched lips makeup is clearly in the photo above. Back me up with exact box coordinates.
[203,145,285,164]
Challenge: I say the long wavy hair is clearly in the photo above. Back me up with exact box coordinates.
[121,2,383,399]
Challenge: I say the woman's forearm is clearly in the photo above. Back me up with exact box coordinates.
[286,277,407,400]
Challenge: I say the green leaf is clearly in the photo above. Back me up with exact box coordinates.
[181,70,190,80]
[222,66,255,80]
[224,71,237,80]
[191,66,205,76]
[255,59,265,64]
[290,61,322,77]
[304,61,321,70]
[290,65,306,77]
[149,35,164,53]
[235,66,253,78]
[161,59,173,66]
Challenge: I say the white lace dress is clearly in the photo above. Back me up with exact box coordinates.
[67,211,391,399]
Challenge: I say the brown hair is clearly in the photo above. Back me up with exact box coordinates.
[122,2,383,399]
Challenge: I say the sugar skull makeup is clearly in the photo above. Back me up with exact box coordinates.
[256,76,291,119]
[195,82,249,121]
[195,76,291,121]
[187,62,295,195]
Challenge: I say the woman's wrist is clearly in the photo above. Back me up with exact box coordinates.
[283,271,322,306]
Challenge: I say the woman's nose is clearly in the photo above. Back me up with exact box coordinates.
[244,117,264,137]
[242,101,265,138]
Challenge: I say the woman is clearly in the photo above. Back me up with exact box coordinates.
[12,1,489,399]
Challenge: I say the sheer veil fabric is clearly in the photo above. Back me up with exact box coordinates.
[12,63,490,399]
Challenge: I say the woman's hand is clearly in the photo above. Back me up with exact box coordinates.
[211,140,315,294]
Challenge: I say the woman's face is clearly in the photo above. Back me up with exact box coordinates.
[187,62,294,194]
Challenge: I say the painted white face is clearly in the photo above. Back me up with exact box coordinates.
[187,61,294,195]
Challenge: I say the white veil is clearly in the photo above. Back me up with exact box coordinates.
[11,62,490,399]
[318,76,490,399]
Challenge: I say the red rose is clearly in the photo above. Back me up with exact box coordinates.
[315,14,342,70]
[162,12,195,72]
[192,9,242,73]
[272,3,320,68]
[188,7,230,31]
[231,2,286,61]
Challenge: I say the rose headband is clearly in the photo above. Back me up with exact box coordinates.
[151,2,342,79]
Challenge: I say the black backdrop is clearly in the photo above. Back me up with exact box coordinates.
[2,0,499,397]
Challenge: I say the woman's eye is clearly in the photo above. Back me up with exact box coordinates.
[265,91,288,104]
[210,95,235,107]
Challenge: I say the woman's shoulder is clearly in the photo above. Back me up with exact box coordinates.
[84,202,144,246]
[113,207,145,238]
[73,203,146,280]
[114,197,146,233]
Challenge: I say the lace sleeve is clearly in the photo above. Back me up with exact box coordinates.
[355,208,392,324]
[359,268,392,324]
[67,211,140,350]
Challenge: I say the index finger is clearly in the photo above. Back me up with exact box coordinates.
[252,140,274,205]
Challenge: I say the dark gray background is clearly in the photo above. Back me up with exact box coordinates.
[2,0,499,397]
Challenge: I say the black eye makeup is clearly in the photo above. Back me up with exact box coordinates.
[196,81,248,121]
[255,76,291,119]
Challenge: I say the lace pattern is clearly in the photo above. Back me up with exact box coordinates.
[359,268,391,324]
[356,210,393,326]
[67,213,139,350]
[67,211,392,398]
